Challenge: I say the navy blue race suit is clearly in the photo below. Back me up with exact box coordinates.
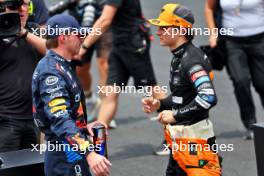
[32,50,92,176]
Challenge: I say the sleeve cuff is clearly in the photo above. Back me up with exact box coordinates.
[84,149,92,158]
[158,98,172,112]
[157,99,165,112]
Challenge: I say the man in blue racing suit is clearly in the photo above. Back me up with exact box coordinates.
[32,14,111,176]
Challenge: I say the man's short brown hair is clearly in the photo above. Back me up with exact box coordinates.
[46,38,59,49]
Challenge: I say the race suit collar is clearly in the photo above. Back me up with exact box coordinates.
[47,50,71,65]
[171,41,190,57]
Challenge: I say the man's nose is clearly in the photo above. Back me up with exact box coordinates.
[156,29,162,36]
[19,3,28,12]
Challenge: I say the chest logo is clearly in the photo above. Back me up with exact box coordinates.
[45,76,59,86]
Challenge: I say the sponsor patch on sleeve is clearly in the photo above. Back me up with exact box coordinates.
[48,98,66,107]
[50,105,67,113]
[188,65,203,75]
[194,76,210,87]
[45,76,59,86]
[172,96,183,104]
[191,70,207,82]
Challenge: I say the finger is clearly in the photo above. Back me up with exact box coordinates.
[143,106,151,112]
[99,121,108,129]
[103,157,112,166]
[145,107,151,111]
[143,109,149,113]
[95,165,104,176]
[92,166,99,176]
[105,128,109,136]
[97,121,109,136]
[152,99,158,105]
[144,108,151,113]
[87,125,94,137]
[100,161,110,175]
[162,115,169,125]
[97,162,107,176]
[142,98,147,104]
[150,116,160,121]
[143,97,152,103]
[144,105,151,110]
[158,113,163,123]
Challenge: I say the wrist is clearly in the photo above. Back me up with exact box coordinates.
[86,151,97,161]
[156,100,161,110]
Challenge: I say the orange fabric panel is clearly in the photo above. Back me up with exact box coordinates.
[171,138,221,176]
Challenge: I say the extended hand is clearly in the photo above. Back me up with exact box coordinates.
[87,152,112,176]
[158,110,176,125]
[142,97,160,113]
[87,120,108,137]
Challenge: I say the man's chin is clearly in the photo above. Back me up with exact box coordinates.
[20,19,27,27]
[159,42,168,47]
[72,52,82,60]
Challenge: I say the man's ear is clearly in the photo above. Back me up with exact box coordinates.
[58,35,66,43]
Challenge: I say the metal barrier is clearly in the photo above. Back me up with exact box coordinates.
[253,123,264,176]
[0,149,44,176]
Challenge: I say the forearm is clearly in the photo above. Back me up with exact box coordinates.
[25,32,47,55]
[82,17,112,48]
[173,99,210,122]
[159,95,173,111]
[204,0,217,31]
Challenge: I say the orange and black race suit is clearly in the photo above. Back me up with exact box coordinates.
[159,41,221,176]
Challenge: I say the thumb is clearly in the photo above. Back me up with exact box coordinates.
[152,98,158,105]
[142,97,151,104]
[142,98,147,104]
[87,125,94,137]
[158,112,163,121]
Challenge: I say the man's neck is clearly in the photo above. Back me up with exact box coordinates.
[169,37,188,51]
[51,48,72,62]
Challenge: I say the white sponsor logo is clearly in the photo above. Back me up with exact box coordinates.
[74,164,82,176]
[204,54,208,60]
[54,110,68,118]
[54,56,64,62]
[33,71,39,79]
[179,105,197,114]
[173,76,180,84]
[75,94,80,102]
[50,92,63,99]
[199,88,215,95]
[66,71,72,80]
[197,82,211,91]
[172,96,183,104]
[72,82,77,88]
[45,76,59,86]
[172,108,178,116]
[195,96,211,109]
[46,85,63,94]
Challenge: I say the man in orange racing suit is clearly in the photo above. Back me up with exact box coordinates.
[142,4,222,176]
